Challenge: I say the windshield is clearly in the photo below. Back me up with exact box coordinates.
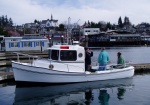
[60,50,77,61]
[51,50,59,60]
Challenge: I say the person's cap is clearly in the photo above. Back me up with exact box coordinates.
[117,52,121,55]
[84,47,89,51]
[101,47,105,50]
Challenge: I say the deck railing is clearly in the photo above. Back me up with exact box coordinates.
[12,52,85,72]
[12,52,39,64]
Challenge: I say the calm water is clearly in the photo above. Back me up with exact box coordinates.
[92,46,150,64]
[0,75,150,105]
[1,47,150,105]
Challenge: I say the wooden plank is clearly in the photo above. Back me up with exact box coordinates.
[0,72,14,82]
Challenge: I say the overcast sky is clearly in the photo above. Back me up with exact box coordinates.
[0,0,150,26]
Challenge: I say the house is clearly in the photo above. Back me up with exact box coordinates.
[40,14,58,28]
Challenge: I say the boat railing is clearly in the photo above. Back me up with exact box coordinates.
[12,52,39,64]
[47,59,85,72]
[12,52,85,72]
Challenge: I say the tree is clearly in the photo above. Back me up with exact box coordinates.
[9,18,13,26]
[124,16,131,25]
[88,20,91,27]
[0,27,9,36]
[1,15,4,26]
[0,15,13,27]
[4,15,8,26]
[106,22,112,30]
[90,21,95,28]
[58,24,65,31]
[118,16,123,28]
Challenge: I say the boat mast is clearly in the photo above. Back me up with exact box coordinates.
[67,17,71,44]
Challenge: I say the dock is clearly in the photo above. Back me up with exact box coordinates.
[0,72,14,82]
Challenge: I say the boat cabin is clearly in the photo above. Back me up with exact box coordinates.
[48,45,85,61]
[47,45,86,72]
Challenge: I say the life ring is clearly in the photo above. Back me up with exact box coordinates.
[78,53,83,58]
[49,64,54,69]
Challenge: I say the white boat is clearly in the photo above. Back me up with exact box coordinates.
[11,45,135,84]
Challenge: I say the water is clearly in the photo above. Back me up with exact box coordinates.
[0,75,150,105]
[92,47,150,64]
[1,47,150,105]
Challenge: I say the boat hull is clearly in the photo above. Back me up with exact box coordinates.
[12,62,135,84]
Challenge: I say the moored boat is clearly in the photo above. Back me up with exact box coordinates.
[11,44,135,84]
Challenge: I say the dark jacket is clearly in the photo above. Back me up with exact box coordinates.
[85,51,93,65]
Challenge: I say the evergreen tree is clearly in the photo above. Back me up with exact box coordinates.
[88,20,91,27]
[83,21,87,27]
[9,18,13,26]
[118,16,123,28]
[90,21,95,28]
[0,17,2,26]
[1,15,4,26]
[58,24,65,31]
[106,22,112,30]
[4,15,8,26]
[124,16,130,25]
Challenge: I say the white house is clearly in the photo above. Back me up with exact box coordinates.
[40,15,58,27]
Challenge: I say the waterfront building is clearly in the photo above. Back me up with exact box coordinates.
[2,36,49,51]
[82,28,100,35]
[71,28,81,41]
[87,33,150,47]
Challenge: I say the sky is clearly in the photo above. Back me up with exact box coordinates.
[0,0,150,26]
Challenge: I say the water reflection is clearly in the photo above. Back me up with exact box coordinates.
[13,78,133,105]
[98,89,110,105]
[85,89,94,104]
[117,87,126,100]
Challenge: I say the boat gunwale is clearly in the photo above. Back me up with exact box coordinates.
[12,61,134,76]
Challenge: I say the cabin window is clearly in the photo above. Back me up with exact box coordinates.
[24,42,30,47]
[51,50,59,60]
[60,50,77,61]
[36,42,40,46]
[10,42,18,47]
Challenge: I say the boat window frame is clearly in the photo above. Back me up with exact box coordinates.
[60,50,77,61]
[50,49,59,60]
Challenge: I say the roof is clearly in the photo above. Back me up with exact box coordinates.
[22,35,47,39]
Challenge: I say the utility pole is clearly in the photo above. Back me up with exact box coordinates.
[76,19,80,41]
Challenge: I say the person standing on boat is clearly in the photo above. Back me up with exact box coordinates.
[117,52,125,66]
[98,47,109,70]
[85,48,93,71]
